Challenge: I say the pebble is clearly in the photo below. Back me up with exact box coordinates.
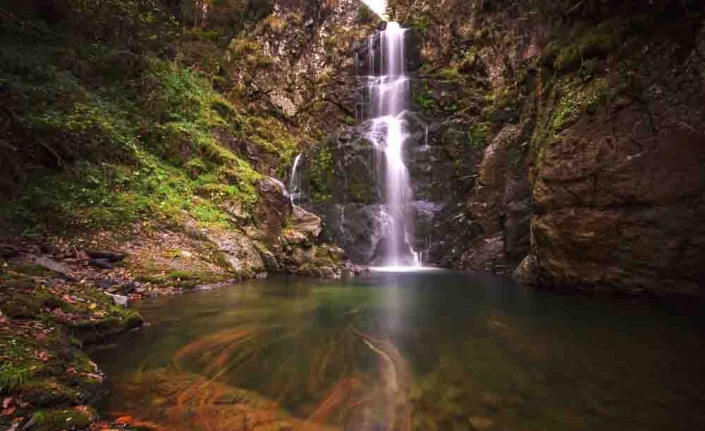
[469,416,496,430]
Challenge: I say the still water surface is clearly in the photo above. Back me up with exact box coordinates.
[93,270,705,431]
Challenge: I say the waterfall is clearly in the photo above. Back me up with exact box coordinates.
[289,153,303,205]
[367,22,417,267]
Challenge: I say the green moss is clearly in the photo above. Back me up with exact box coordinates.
[554,19,626,72]
[437,67,462,81]
[32,408,92,431]
[0,362,33,393]
[308,137,336,202]
[468,122,491,148]
[551,78,610,131]
[19,380,82,407]
[416,90,437,111]
[8,263,54,278]
[409,15,431,35]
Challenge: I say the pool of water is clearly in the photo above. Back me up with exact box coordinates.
[92,270,705,431]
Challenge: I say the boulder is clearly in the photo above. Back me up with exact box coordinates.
[204,229,265,276]
[85,249,127,262]
[513,255,539,285]
[290,205,322,239]
[255,177,292,244]
[33,256,78,281]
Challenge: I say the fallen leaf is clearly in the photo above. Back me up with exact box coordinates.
[1,406,16,416]
[84,373,104,382]
[36,351,51,362]
[2,397,12,409]
[114,416,133,425]
[62,295,76,304]
[89,303,97,310]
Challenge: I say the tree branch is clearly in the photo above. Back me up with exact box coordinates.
[0,104,75,174]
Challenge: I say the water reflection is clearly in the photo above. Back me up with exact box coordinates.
[93,271,705,431]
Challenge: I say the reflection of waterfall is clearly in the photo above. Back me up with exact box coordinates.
[367,22,417,267]
[289,153,303,205]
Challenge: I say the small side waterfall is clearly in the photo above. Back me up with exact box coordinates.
[289,153,303,205]
[367,22,417,267]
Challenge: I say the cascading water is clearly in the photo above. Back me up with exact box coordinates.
[367,22,418,267]
[289,153,303,205]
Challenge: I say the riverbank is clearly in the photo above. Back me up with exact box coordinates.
[1,249,142,431]
[0,226,365,431]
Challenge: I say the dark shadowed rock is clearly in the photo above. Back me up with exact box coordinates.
[526,30,705,296]
[85,249,127,262]
[89,258,113,270]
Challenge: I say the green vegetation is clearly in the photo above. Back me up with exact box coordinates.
[408,15,431,35]
[308,137,336,202]
[468,122,491,148]
[0,1,307,237]
[553,19,626,72]
[552,78,610,131]
[357,4,377,24]
[416,90,437,111]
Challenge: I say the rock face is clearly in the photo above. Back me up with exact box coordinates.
[255,177,292,244]
[522,28,705,295]
[312,203,388,264]
[307,24,531,269]
[205,229,266,277]
[458,124,532,272]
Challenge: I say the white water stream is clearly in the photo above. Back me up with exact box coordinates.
[367,22,420,267]
[289,153,303,205]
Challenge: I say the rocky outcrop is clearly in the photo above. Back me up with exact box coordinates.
[204,229,266,277]
[255,177,292,244]
[290,205,322,239]
[458,124,532,273]
[519,27,705,295]
[313,203,388,264]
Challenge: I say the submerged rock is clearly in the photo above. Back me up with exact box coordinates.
[469,416,496,430]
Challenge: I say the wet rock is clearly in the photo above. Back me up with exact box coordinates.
[513,255,539,285]
[313,203,387,264]
[342,262,368,277]
[88,258,113,270]
[95,278,117,289]
[321,243,346,261]
[0,244,19,259]
[85,249,126,262]
[254,242,281,273]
